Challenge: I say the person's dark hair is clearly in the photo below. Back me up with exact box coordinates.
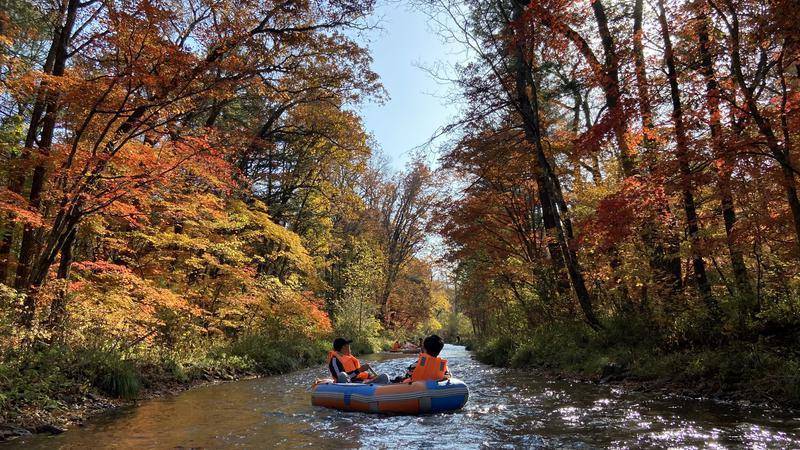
[333,337,352,351]
[423,334,445,357]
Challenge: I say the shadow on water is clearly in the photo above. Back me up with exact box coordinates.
[8,345,800,449]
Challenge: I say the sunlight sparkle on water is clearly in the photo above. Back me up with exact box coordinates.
[12,346,800,449]
[648,423,719,445]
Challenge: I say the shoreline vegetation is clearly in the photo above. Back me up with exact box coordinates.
[466,322,800,410]
[1,333,405,442]
[4,331,798,443]
[0,333,403,442]
[0,334,336,442]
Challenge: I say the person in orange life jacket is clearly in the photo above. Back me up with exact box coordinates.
[393,334,451,383]
[327,337,389,384]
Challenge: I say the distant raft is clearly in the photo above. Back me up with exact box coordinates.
[387,348,420,354]
[311,378,469,414]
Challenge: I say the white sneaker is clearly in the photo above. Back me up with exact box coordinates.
[371,373,390,384]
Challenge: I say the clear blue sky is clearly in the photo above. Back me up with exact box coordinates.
[356,1,465,169]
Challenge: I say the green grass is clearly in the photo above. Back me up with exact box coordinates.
[73,346,141,399]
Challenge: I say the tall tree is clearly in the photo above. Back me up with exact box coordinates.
[656,0,716,311]
[713,0,800,256]
[508,0,600,329]
[377,163,435,325]
[695,4,754,303]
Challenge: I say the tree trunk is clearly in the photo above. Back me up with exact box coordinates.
[0,224,13,285]
[511,1,600,330]
[591,0,636,178]
[0,5,62,282]
[632,0,652,143]
[658,0,716,312]
[14,0,81,291]
[697,13,754,304]
[632,0,683,294]
[46,228,76,328]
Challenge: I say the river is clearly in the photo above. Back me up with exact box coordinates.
[7,345,800,449]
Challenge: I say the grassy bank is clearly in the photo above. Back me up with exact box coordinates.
[470,319,800,407]
[0,335,328,440]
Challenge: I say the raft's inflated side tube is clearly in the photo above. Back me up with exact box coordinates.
[311,378,469,414]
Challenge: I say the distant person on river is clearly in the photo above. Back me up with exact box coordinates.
[393,334,451,383]
[401,341,418,351]
[327,338,389,384]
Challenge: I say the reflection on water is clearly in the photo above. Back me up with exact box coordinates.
[7,345,800,449]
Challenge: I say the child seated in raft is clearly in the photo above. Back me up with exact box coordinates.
[327,337,390,384]
[392,334,451,383]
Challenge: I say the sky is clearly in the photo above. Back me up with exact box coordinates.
[355,1,466,170]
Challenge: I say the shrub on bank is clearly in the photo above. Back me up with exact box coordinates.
[73,345,141,399]
[474,336,518,367]
[226,334,327,374]
[471,317,800,406]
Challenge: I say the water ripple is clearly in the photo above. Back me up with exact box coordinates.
[8,344,800,449]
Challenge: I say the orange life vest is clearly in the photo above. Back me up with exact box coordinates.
[410,353,448,382]
[326,351,369,381]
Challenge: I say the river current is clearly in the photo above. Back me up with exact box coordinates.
[8,345,800,449]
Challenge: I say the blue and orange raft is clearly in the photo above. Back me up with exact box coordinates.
[311,378,469,414]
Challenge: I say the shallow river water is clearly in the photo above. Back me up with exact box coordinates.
[8,345,800,449]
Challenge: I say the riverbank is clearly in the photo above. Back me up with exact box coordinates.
[0,335,330,442]
[0,368,275,442]
[11,343,800,448]
[468,322,800,410]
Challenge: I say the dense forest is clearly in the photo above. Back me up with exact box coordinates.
[0,0,798,435]
[431,0,800,402]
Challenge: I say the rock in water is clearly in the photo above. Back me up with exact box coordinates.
[599,362,626,383]
[0,425,32,441]
[34,424,66,435]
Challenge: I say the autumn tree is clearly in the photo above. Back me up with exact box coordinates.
[0,0,378,325]
[375,162,437,326]
[424,0,601,328]
[432,0,800,343]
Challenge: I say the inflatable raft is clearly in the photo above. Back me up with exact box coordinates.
[311,378,468,414]
[387,348,420,354]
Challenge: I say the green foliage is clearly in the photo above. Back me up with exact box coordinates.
[756,291,800,331]
[474,336,519,367]
[0,345,76,415]
[73,346,141,399]
[472,316,800,406]
[225,334,327,375]
[439,310,472,341]
[162,357,189,383]
[334,300,383,354]
[330,236,385,353]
